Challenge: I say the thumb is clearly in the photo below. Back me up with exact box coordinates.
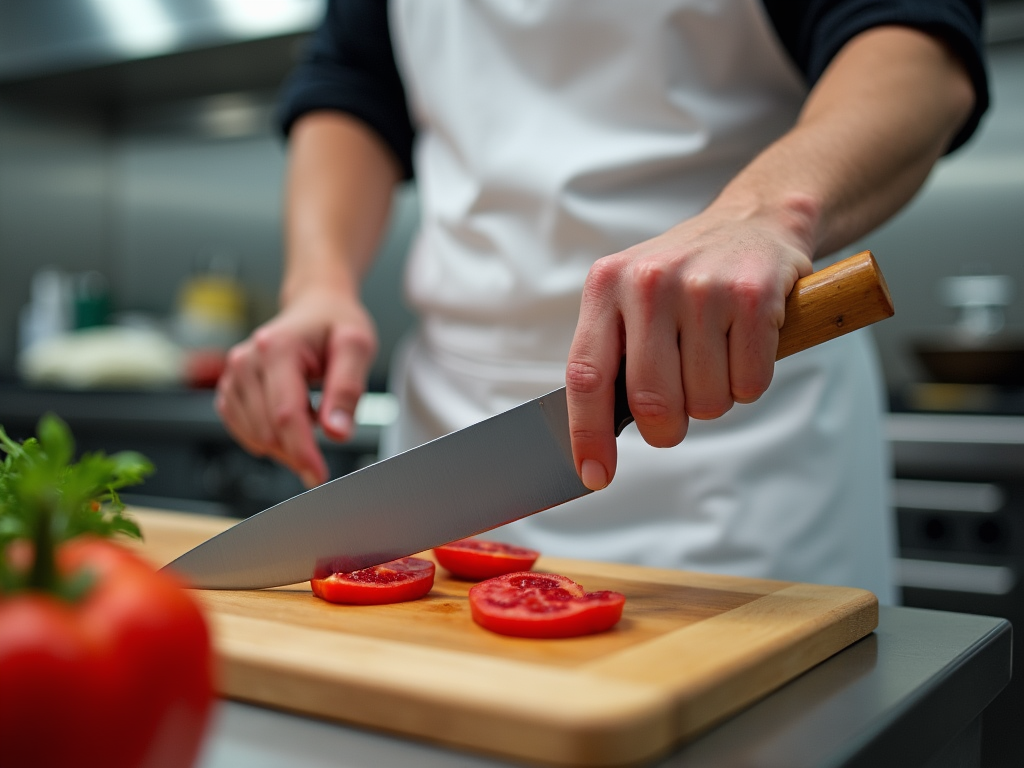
[318,325,376,442]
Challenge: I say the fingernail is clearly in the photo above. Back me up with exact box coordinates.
[581,459,608,491]
[326,409,353,436]
[300,471,320,489]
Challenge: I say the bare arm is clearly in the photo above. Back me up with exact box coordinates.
[216,112,401,487]
[716,25,976,258]
[567,26,976,491]
[281,112,401,306]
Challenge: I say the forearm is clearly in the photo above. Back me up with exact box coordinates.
[282,111,402,306]
[710,25,976,258]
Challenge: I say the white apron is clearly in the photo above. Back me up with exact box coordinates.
[385,0,896,602]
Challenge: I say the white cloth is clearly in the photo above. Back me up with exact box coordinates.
[386,0,896,602]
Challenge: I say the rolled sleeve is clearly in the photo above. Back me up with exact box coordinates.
[764,0,989,152]
[277,0,416,179]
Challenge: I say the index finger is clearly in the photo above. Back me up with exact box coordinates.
[259,342,328,488]
[318,322,377,442]
[565,265,624,491]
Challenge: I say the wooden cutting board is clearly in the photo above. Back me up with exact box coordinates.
[130,508,877,768]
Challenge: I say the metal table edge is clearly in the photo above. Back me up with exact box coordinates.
[837,607,1012,768]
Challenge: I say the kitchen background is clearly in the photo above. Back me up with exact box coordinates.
[0,1,1022,765]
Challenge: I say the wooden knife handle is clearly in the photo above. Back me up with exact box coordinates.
[776,249,894,359]
[613,250,894,434]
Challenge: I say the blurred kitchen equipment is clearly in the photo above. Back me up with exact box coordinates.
[19,268,114,357]
[173,253,248,351]
[913,274,1024,386]
[171,253,247,389]
[18,268,74,354]
[73,270,111,329]
[18,325,185,389]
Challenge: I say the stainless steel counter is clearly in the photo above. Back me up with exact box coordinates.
[194,607,1009,768]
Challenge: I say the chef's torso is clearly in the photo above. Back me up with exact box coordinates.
[391,0,806,374]
[384,0,896,601]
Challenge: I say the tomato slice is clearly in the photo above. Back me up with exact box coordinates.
[433,539,540,580]
[468,572,626,638]
[310,557,435,605]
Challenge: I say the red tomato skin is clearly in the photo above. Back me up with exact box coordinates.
[311,557,435,605]
[469,572,626,639]
[0,538,214,768]
[433,540,540,580]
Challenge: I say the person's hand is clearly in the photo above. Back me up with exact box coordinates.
[565,202,815,491]
[215,287,377,488]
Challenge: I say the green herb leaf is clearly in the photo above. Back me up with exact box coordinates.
[0,414,154,599]
[37,414,74,473]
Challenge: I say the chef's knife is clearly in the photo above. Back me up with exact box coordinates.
[164,250,893,589]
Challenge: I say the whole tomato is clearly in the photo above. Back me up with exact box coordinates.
[0,537,214,768]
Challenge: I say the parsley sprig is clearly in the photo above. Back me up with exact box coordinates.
[0,414,153,599]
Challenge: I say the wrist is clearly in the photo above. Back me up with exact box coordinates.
[708,185,823,258]
[280,253,363,309]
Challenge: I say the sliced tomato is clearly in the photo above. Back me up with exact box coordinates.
[311,557,435,605]
[433,539,540,580]
[468,572,626,638]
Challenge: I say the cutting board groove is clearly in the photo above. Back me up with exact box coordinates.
[131,509,877,767]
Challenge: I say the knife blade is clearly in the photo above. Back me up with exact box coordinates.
[164,250,893,589]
